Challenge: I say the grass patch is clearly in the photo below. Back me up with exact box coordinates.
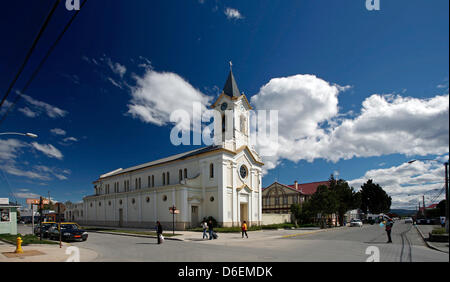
[0,233,59,246]
[431,228,447,235]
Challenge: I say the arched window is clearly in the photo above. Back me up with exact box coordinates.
[210,163,214,178]
[179,169,183,182]
[152,175,154,187]
[184,168,187,179]
[162,173,166,186]
[148,176,151,188]
[167,172,170,185]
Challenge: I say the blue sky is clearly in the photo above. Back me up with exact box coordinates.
[0,0,448,210]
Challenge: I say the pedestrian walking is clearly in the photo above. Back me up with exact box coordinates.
[440,216,446,228]
[156,221,163,244]
[385,218,393,243]
[201,220,209,239]
[208,220,215,240]
[241,221,248,239]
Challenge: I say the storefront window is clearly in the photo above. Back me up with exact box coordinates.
[0,208,10,222]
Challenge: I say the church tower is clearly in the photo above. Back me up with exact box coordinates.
[211,66,253,152]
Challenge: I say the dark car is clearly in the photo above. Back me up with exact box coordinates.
[48,223,88,242]
[34,222,56,238]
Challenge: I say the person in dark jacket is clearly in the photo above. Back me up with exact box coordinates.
[385,218,393,243]
[156,221,163,244]
[208,220,214,240]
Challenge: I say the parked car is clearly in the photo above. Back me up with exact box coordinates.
[350,219,363,227]
[404,217,413,224]
[48,223,88,242]
[34,222,56,238]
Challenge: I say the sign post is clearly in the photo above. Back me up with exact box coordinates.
[27,198,49,238]
[169,206,180,235]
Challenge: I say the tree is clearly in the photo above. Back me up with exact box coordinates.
[359,179,391,214]
[309,184,339,228]
[290,201,315,225]
[437,200,446,216]
[331,177,360,226]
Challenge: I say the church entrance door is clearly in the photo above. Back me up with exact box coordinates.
[240,203,248,224]
[191,206,199,228]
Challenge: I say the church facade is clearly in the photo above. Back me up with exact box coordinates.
[65,70,264,230]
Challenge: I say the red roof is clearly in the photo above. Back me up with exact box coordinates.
[287,181,329,195]
[419,203,439,212]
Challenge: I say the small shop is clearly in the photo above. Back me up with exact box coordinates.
[0,198,20,235]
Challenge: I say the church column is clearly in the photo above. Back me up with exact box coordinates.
[218,159,227,224]
[153,189,157,222]
[181,188,188,227]
[258,170,262,224]
[200,161,207,219]
[138,192,142,225]
[231,162,237,226]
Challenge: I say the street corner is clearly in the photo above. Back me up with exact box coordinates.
[0,242,98,262]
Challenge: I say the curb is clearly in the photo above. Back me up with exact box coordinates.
[88,230,185,241]
[414,225,448,254]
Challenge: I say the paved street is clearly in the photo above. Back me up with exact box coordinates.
[62,220,448,262]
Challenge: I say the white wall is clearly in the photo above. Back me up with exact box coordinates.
[262,213,292,225]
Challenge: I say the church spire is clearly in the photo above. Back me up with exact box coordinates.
[223,62,241,98]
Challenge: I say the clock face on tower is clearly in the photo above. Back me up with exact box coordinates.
[220,102,228,111]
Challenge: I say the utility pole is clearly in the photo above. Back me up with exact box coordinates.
[39,196,43,241]
[423,195,425,216]
[445,162,449,233]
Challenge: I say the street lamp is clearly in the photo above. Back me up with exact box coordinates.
[0,132,38,138]
[408,159,449,233]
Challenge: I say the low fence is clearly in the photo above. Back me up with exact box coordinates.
[262,213,292,225]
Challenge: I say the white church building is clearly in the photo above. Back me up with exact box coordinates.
[66,69,264,230]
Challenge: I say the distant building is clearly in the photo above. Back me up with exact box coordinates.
[262,180,329,214]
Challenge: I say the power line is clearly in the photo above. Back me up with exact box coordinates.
[0,0,61,109]
[0,0,88,126]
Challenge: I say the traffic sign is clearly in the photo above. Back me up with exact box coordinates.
[170,209,180,214]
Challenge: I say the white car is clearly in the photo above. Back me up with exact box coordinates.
[404,217,413,224]
[350,219,363,227]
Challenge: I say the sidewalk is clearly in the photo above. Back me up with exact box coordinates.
[84,225,345,243]
[415,224,449,253]
[0,239,98,262]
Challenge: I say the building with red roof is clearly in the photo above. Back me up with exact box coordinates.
[262,180,329,214]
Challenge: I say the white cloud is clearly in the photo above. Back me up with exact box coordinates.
[224,7,243,20]
[31,142,63,160]
[250,74,449,172]
[20,93,67,118]
[106,58,126,78]
[0,139,25,160]
[127,70,212,131]
[63,137,78,142]
[50,128,66,136]
[348,156,448,209]
[13,192,41,199]
[18,107,38,118]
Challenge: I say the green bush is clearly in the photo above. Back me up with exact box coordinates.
[0,233,58,245]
